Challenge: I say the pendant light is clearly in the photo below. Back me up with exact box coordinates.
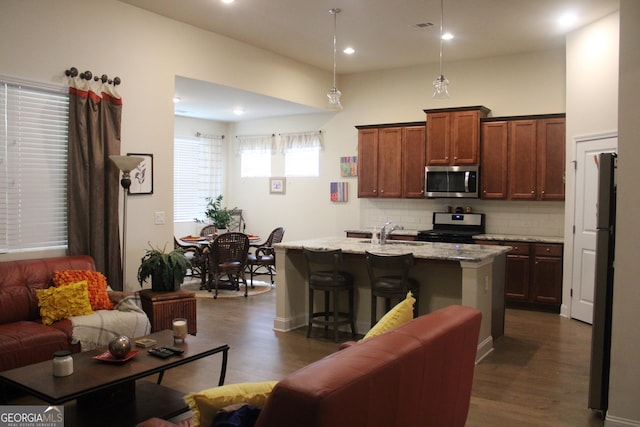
[327,8,343,110]
[433,0,450,99]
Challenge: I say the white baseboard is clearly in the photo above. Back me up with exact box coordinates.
[475,335,494,363]
[605,414,640,427]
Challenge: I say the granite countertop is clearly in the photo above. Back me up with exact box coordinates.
[345,229,564,244]
[344,229,419,236]
[275,237,510,263]
[473,234,564,244]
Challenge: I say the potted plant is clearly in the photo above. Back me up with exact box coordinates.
[204,194,235,231]
[137,243,190,292]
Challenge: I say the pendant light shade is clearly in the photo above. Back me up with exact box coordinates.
[433,0,450,99]
[327,8,343,110]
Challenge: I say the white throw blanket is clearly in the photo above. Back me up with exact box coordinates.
[70,294,151,351]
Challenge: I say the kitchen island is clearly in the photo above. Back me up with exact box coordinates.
[273,237,510,361]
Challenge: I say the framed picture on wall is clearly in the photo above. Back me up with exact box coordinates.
[270,177,286,194]
[127,153,153,195]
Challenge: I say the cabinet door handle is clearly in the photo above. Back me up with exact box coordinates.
[531,190,535,194]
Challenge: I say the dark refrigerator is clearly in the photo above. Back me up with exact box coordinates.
[588,152,617,413]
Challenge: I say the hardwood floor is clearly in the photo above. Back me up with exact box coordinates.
[161,284,604,426]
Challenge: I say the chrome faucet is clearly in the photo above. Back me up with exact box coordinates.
[380,221,404,245]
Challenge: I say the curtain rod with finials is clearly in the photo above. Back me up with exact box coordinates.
[195,132,224,139]
[279,130,322,136]
[64,67,121,86]
[235,134,275,138]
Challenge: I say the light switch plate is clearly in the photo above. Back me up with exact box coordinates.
[154,211,165,225]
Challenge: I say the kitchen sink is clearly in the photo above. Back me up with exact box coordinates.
[358,240,426,246]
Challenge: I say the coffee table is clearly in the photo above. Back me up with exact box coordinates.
[0,330,228,427]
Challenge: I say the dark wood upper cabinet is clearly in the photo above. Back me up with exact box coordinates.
[425,106,490,166]
[481,114,565,201]
[357,128,379,198]
[377,127,403,198]
[537,118,566,200]
[356,122,425,199]
[480,121,508,199]
[402,125,427,198]
[508,120,538,200]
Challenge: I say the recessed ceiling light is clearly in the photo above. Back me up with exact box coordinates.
[558,12,578,28]
[343,47,355,55]
[441,33,453,40]
[173,97,181,103]
[233,107,245,115]
[221,0,235,4]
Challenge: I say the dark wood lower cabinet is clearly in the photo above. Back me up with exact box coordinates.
[476,240,563,312]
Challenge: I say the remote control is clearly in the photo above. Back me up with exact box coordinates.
[148,347,173,358]
[161,346,184,354]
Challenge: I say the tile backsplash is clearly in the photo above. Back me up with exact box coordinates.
[360,198,564,237]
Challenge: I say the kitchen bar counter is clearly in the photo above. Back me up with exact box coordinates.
[273,237,509,361]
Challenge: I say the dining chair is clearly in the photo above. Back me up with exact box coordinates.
[199,224,217,238]
[206,232,250,299]
[174,237,207,289]
[246,227,285,287]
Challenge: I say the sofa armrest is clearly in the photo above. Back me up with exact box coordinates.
[108,290,137,305]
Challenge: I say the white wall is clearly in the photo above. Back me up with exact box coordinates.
[606,2,640,425]
[562,13,620,318]
[0,0,330,290]
[226,50,567,241]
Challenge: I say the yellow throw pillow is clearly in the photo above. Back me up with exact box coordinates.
[36,280,94,326]
[362,291,416,341]
[184,381,277,427]
[53,269,114,311]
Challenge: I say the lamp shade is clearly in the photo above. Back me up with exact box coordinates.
[110,155,143,172]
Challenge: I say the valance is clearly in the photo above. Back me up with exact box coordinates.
[280,131,323,154]
[235,134,275,155]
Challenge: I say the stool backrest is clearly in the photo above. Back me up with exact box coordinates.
[303,248,344,281]
[365,251,414,283]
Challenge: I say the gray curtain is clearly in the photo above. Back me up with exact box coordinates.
[67,78,123,290]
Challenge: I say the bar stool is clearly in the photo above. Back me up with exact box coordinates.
[366,251,420,327]
[303,248,356,342]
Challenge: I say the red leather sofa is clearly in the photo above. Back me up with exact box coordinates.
[141,304,482,427]
[0,256,96,372]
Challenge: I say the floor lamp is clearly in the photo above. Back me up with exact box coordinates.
[110,155,143,290]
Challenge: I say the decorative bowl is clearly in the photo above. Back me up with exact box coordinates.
[108,335,131,359]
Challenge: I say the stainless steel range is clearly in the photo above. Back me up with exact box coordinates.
[416,212,485,244]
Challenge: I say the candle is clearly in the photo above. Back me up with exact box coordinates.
[172,318,188,342]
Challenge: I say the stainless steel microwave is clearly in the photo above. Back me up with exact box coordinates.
[424,165,479,198]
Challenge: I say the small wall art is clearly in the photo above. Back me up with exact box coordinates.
[270,177,286,194]
[330,182,348,202]
[127,153,153,195]
[340,156,357,177]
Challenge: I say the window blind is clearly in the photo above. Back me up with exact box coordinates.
[0,78,69,252]
[174,135,224,222]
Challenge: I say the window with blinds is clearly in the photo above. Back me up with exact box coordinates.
[174,136,224,222]
[0,78,69,253]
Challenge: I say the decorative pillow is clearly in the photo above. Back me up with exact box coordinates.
[361,291,416,341]
[184,381,277,427]
[36,280,94,326]
[53,270,113,310]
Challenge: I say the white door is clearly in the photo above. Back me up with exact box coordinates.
[571,133,617,324]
